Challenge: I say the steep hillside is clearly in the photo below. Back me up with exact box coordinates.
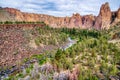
[2,24,120,80]
[0,23,68,68]
[0,2,120,80]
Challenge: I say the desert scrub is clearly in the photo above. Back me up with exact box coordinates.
[33,26,68,46]
[32,54,47,65]
[35,37,41,46]
[4,26,120,80]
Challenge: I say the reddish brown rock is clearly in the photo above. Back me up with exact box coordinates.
[82,14,95,29]
[94,2,112,29]
[69,13,82,28]
[111,8,120,26]
[0,8,82,28]
[0,2,120,29]
[117,8,120,19]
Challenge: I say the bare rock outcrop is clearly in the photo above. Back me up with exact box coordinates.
[94,2,112,29]
[117,8,120,19]
[82,14,95,29]
[69,13,82,28]
[111,8,120,26]
[0,2,120,29]
[114,8,120,22]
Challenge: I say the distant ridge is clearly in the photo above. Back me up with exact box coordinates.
[0,2,120,29]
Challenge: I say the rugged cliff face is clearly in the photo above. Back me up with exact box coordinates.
[94,2,112,29]
[82,14,95,29]
[0,2,120,29]
[114,8,120,23]
[117,8,120,19]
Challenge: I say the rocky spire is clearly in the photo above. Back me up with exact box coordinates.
[94,2,112,29]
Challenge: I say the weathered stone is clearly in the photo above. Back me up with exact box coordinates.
[0,3,120,29]
[39,63,53,73]
[69,13,82,28]
[30,63,40,79]
[117,8,120,19]
[82,14,95,29]
[94,2,112,29]
[22,69,26,75]
[109,8,120,27]
[24,75,30,80]
[53,72,69,80]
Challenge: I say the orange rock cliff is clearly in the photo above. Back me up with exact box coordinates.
[0,2,120,29]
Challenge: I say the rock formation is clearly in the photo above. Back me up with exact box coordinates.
[94,2,112,29]
[82,14,95,29]
[0,2,120,29]
[69,13,82,28]
[117,8,120,19]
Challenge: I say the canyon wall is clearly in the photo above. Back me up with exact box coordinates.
[0,2,120,29]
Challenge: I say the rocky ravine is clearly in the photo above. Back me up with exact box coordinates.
[0,2,120,29]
